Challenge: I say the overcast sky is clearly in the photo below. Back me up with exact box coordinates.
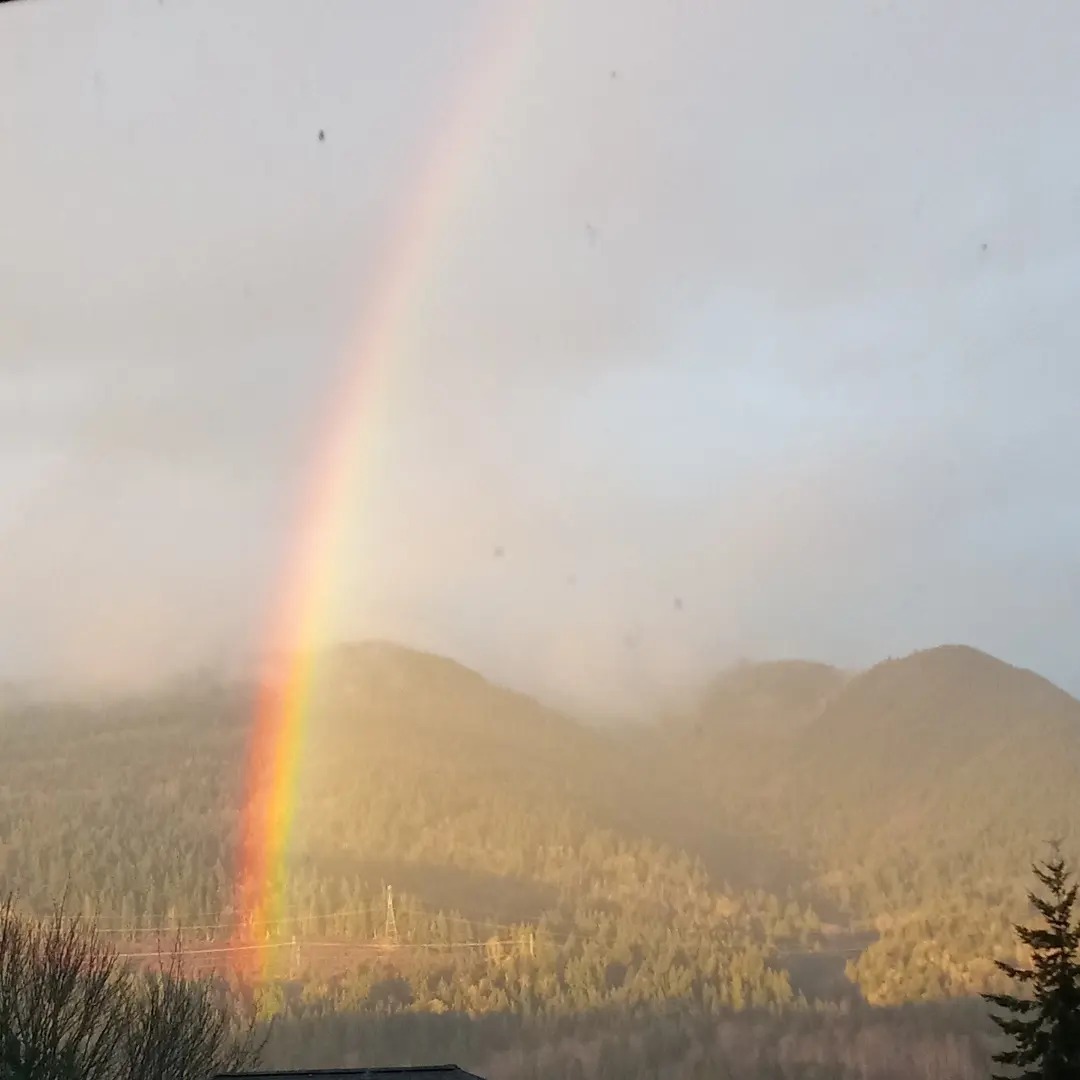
[3,0,1079,713]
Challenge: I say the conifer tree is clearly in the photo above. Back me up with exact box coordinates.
[983,845,1080,1080]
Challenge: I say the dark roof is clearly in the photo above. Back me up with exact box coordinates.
[216,1069,485,1080]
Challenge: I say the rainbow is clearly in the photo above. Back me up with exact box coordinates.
[231,4,540,970]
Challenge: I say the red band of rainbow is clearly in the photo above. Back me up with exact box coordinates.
[230,3,539,975]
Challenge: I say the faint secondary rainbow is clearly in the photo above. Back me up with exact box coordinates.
[231,5,541,967]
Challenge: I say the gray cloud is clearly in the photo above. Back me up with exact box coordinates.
[2,0,1080,707]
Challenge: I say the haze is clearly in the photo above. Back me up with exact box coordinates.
[3,0,1080,712]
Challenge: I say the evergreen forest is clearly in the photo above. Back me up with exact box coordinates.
[3,641,1077,1079]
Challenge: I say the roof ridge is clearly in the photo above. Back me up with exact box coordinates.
[215,1068,480,1079]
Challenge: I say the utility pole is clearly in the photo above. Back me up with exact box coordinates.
[384,885,398,943]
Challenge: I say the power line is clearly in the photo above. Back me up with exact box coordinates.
[87,901,543,938]
[114,937,537,960]
[44,899,831,963]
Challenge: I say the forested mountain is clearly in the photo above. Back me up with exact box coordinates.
[0,640,1075,1078]
[796,644,1080,808]
[690,659,847,737]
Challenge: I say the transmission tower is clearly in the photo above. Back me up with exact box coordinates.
[384,885,398,942]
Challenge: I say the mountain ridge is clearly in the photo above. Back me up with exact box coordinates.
[2,634,1079,1018]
